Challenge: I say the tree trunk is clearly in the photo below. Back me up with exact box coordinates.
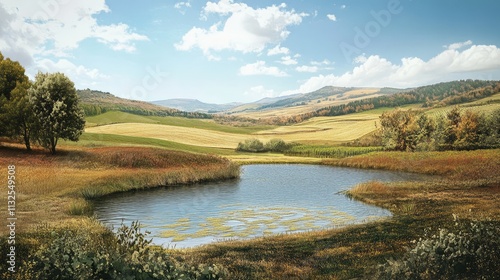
[50,137,57,154]
[24,134,31,151]
[23,126,31,151]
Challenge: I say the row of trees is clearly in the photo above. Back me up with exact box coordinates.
[379,107,500,151]
[0,53,85,154]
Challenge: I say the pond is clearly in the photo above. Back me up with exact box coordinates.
[94,164,425,248]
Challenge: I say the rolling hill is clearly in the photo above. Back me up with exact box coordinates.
[77,89,211,119]
[151,98,242,113]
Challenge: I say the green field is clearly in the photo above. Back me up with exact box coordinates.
[2,90,499,279]
[84,96,500,151]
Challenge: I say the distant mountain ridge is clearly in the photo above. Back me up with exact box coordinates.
[151,98,242,113]
[79,80,500,123]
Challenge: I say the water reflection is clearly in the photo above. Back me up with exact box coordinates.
[94,164,426,248]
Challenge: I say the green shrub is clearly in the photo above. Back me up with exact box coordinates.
[236,138,265,152]
[264,138,289,152]
[20,221,227,279]
[375,218,500,280]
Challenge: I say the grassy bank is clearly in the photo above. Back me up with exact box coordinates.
[1,143,498,279]
[172,149,499,279]
[0,145,239,235]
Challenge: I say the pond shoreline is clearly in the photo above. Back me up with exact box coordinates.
[94,164,424,248]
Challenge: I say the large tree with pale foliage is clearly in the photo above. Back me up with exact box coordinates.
[29,72,85,154]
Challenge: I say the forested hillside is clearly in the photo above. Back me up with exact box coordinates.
[245,80,500,126]
[78,89,212,119]
[317,80,499,116]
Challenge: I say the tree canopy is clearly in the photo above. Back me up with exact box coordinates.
[30,72,86,154]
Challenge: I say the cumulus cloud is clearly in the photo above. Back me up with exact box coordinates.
[296,65,318,73]
[35,58,110,80]
[445,40,473,50]
[286,43,500,94]
[0,0,148,58]
[279,56,298,65]
[327,14,337,21]
[239,61,287,77]
[268,44,290,56]
[0,0,147,88]
[175,0,306,56]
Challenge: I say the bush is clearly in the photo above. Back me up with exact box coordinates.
[265,138,289,152]
[375,218,500,280]
[236,138,266,152]
[18,221,227,279]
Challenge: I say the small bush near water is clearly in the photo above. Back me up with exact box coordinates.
[236,138,291,153]
[375,217,500,280]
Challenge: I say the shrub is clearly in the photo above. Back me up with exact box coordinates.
[236,138,266,152]
[20,221,227,279]
[375,218,500,280]
[264,138,289,152]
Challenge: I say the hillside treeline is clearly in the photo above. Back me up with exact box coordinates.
[379,107,500,151]
[319,80,499,117]
[223,80,500,126]
[78,89,212,119]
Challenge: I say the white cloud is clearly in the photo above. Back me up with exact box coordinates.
[296,65,318,73]
[35,58,110,80]
[279,56,298,65]
[311,59,331,66]
[239,61,287,77]
[175,1,191,14]
[244,85,276,98]
[268,44,290,56]
[175,1,191,9]
[0,0,148,61]
[286,43,500,94]
[175,0,306,56]
[341,5,347,9]
[445,40,473,50]
[327,14,337,21]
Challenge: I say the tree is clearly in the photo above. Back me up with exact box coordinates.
[444,106,461,145]
[29,72,85,154]
[0,52,29,137]
[1,80,35,150]
[380,109,426,151]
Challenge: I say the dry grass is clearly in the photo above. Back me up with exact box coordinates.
[231,88,381,118]
[171,149,500,279]
[85,123,250,149]
[0,144,239,235]
[85,113,381,148]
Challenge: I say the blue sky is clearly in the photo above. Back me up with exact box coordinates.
[1,0,500,104]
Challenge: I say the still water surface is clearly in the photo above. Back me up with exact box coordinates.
[94,164,424,248]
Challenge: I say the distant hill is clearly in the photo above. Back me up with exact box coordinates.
[78,80,500,124]
[229,86,388,117]
[77,89,211,119]
[151,98,242,113]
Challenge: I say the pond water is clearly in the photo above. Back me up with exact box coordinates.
[94,164,425,248]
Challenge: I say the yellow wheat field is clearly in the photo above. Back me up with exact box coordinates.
[232,88,381,118]
[85,113,379,148]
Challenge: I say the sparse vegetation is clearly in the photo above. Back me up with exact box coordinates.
[376,218,500,280]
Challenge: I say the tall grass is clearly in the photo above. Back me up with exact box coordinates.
[285,145,382,158]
